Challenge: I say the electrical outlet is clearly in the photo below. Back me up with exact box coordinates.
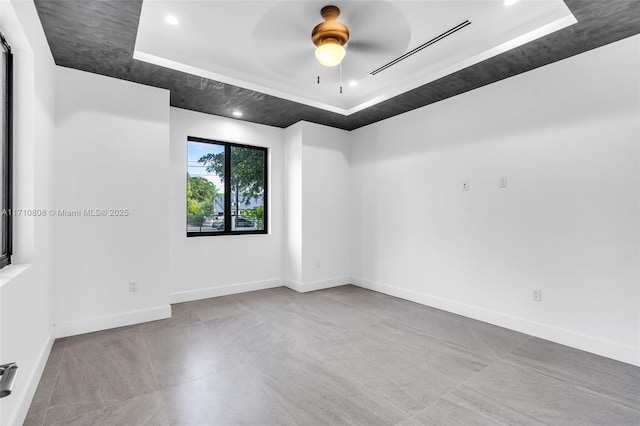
[462,180,469,191]
[499,176,508,188]
[129,281,138,293]
[532,289,542,302]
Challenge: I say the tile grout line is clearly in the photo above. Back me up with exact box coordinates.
[495,335,640,412]
[498,355,640,413]
[41,344,68,426]
[363,331,534,425]
[309,294,533,421]
[423,333,640,425]
[349,288,640,416]
[378,307,527,364]
[422,335,536,410]
[335,345,423,420]
[407,335,547,426]
[251,341,414,425]
[463,322,504,360]
[139,327,161,393]
[451,384,547,426]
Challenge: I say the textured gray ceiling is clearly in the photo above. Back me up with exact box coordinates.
[34,0,640,130]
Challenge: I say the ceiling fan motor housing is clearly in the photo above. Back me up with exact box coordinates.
[312,5,349,47]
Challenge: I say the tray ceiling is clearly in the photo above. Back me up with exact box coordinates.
[134,0,574,115]
[34,0,640,130]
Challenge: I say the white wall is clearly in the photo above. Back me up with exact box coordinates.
[350,35,640,366]
[300,122,351,288]
[284,123,303,285]
[53,68,171,336]
[169,108,285,302]
[0,1,56,425]
[283,121,351,292]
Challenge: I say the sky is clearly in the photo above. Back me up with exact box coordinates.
[187,141,224,191]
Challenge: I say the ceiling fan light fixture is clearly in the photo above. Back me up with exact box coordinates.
[312,5,349,67]
[315,42,346,67]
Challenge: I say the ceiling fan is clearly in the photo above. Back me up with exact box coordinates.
[252,1,411,83]
[311,5,349,67]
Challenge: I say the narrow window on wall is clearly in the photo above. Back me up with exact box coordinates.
[186,137,267,236]
[0,33,12,269]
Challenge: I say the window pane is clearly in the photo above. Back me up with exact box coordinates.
[230,146,265,231]
[186,137,267,237]
[187,141,224,233]
[0,37,8,262]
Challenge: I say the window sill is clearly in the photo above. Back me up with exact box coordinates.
[0,264,31,288]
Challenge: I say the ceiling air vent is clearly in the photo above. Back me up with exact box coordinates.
[369,20,472,76]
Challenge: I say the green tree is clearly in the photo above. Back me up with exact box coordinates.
[187,175,220,227]
[188,176,219,204]
[198,147,264,217]
[189,201,214,228]
[244,205,264,230]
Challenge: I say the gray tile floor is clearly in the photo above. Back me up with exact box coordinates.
[24,285,640,426]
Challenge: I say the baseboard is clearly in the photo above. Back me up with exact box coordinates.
[170,279,283,304]
[351,276,640,367]
[54,305,171,338]
[284,276,351,293]
[10,329,55,426]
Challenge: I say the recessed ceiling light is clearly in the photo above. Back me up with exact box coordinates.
[504,0,520,5]
[348,80,358,87]
[165,15,179,26]
[232,111,243,117]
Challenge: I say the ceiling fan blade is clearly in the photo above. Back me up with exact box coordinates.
[342,1,412,58]
[347,40,396,55]
[255,49,319,80]
[252,0,324,43]
[252,20,308,43]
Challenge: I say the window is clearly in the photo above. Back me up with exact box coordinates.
[187,137,267,236]
[0,33,11,269]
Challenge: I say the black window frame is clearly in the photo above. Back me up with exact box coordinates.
[0,32,12,269]
[187,136,268,237]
